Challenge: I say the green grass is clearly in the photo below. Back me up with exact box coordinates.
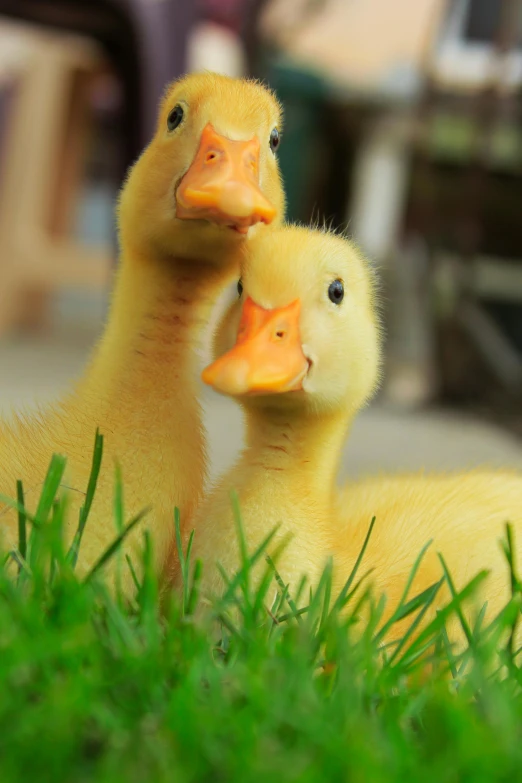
[1,433,522,782]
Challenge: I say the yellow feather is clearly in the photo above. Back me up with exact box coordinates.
[0,72,284,594]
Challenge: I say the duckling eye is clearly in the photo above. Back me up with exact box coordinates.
[237,279,243,297]
[328,279,344,305]
[269,128,280,153]
[167,104,184,131]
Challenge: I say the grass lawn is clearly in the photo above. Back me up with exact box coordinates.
[1,431,522,782]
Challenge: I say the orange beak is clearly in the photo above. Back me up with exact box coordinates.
[202,297,309,396]
[176,124,276,233]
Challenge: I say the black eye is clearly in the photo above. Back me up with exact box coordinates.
[328,279,344,305]
[237,279,243,297]
[269,127,280,153]
[167,104,184,131]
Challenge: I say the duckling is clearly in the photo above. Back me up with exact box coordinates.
[194,225,522,643]
[0,72,285,591]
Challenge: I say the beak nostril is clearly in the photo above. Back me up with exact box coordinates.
[276,331,285,339]
[176,125,276,225]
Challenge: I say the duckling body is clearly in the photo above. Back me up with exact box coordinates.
[0,72,284,590]
[193,226,522,643]
[0,257,225,578]
[334,470,520,625]
[193,410,346,596]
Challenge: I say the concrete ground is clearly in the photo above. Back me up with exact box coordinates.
[2,329,522,484]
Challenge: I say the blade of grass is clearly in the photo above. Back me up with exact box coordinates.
[81,429,103,524]
[230,490,252,612]
[454,601,491,678]
[439,616,459,679]
[49,495,68,584]
[333,516,376,612]
[399,570,488,668]
[125,554,140,593]
[27,460,66,575]
[278,606,310,623]
[343,583,375,631]
[438,552,474,647]
[113,462,125,605]
[217,526,280,607]
[34,454,67,524]
[375,580,441,647]
[318,558,333,633]
[386,578,444,666]
[16,480,26,565]
[186,559,203,616]
[293,574,309,610]
[83,508,149,583]
[214,611,241,639]
[138,530,159,642]
[341,568,375,610]
[8,549,32,577]
[473,601,489,640]
[174,508,197,616]
[500,522,520,595]
[500,523,521,664]
[91,582,139,652]
[252,535,293,621]
[67,430,104,568]
[374,539,433,644]
[266,555,302,624]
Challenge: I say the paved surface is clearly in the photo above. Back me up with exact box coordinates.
[2,333,522,484]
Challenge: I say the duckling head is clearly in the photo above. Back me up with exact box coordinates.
[118,72,285,266]
[203,225,382,417]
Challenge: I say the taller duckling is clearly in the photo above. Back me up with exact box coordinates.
[0,72,284,590]
[195,225,522,643]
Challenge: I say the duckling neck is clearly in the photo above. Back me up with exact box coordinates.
[243,405,352,503]
[71,245,230,439]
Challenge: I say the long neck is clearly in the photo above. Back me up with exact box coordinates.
[0,243,233,511]
[51,243,234,486]
[242,404,353,508]
[78,248,225,414]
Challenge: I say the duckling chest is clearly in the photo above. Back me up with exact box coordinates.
[194,471,334,596]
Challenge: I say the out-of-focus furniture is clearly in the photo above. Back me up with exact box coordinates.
[258,0,448,405]
[260,0,522,416]
[0,0,198,173]
[397,0,522,410]
[0,0,197,335]
[258,0,447,243]
[0,23,111,333]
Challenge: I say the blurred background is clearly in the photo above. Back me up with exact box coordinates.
[1,0,522,481]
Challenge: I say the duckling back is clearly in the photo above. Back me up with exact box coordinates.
[333,469,522,641]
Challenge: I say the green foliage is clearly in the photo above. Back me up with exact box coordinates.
[1,433,522,782]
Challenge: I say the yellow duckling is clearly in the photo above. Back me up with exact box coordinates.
[0,72,284,590]
[194,225,522,642]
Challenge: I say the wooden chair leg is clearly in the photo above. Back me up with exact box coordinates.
[0,263,25,336]
[19,64,95,333]
[17,287,53,333]
[0,27,111,338]
[49,67,93,239]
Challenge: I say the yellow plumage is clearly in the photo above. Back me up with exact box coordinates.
[188,225,522,646]
[0,72,284,593]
